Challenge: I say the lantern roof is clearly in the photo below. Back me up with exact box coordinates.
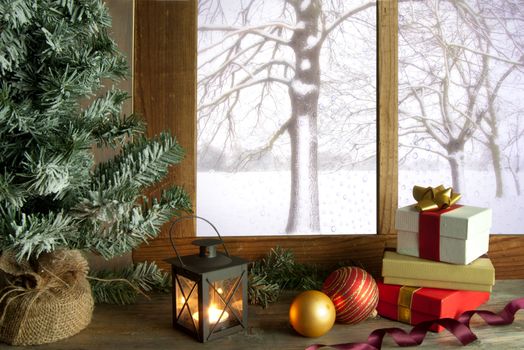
[166,254,247,274]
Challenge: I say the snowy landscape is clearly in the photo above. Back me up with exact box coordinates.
[197,170,376,235]
[197,169,524,236]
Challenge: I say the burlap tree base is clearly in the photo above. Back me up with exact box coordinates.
[0,250,94,346]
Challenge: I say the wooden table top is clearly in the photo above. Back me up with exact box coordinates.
[2,280,523,350]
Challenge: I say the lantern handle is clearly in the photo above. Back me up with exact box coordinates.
[168,215,231,266]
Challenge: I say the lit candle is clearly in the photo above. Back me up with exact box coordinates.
[177,296,186,310]
[192,305,229,324]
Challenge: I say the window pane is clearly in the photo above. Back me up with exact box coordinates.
[398,0,524,233]
[197,0,377,235]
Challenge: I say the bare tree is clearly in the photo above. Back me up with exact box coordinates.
[399,0,524,195]
[504,114,524,195]
[464,0,524,197]
[198,0,376,233]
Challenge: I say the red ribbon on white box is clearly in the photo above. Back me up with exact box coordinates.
[418,205,461,261]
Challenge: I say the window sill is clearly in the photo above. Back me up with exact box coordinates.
[21,280,524,349]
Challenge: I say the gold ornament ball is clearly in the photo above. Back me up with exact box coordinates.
[289,290,336,338]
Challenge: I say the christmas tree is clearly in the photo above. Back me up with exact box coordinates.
[0,0,191,303]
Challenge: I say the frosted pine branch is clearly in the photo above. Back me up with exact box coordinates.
[89,261,170,305]
[93,132,185,192]
[74,186,191,259]
[0,172,26,210]
[3,211,75,261]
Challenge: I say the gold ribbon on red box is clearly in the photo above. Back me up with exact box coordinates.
[397,286,421,324]
[413,185,461,212]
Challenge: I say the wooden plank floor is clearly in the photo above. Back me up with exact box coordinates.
[2,280,523,350]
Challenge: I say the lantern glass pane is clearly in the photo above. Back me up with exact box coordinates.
[229,278,243,323]
[207,277,242,333]
[175,274,199,332]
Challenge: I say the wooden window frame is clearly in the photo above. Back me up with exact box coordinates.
[132,0,524,279]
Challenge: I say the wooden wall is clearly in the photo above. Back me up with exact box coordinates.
[133,234,524,279]
[134,0,196,240]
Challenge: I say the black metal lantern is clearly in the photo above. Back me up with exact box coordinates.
[166,216,248,342]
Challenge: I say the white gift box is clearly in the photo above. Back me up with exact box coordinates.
[395,205,492,265]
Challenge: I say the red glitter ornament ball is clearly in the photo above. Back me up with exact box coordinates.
[322,267,379,324]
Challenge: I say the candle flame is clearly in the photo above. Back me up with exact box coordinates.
[192,305,229,324]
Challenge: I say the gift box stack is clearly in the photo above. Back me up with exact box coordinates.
[378,185,495,332]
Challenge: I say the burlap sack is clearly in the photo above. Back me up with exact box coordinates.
[0,249,94,346]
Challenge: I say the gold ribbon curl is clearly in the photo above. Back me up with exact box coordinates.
[413,185,461,212]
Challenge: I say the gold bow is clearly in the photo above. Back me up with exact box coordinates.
[413,185,461,212]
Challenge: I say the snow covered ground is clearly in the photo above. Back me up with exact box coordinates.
[196,170,523,236]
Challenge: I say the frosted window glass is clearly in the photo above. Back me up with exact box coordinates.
[398,0,524,233]
[197,0,377,235]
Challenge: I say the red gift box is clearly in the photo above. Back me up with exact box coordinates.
[377,281,490,332]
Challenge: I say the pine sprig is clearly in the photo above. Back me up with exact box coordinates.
[72,187,192,259]
[140,186,193,226]
[89,261,171,305]
[86,90,145,147]
[4,211,74,261]
[0,171,25,209]
[248,247,328,308]
[0,0,33,73]
[248,272,280,308]
[92,132,185,194]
